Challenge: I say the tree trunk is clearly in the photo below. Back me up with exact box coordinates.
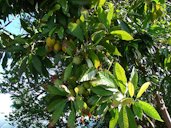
[155,91,171,128]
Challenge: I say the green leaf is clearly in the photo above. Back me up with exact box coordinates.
[47,85,68,96]
[129,67,138,89]
[47,98,66,112]
[118,106,129,128]
[68,103,76,128]
[97,7,107,27]
[58,0,68,14]
[139,100,163,122]
[56,27,64,39]
[91,30,105,44]
[68,22,83,41]
[133,102,143,119]
[168,37,171,45]
[110,30,134,41]
[126,106,137,128]
[87,95,100,106]
[86,58,94,68]
[98,70,117,88]
[119,20,132,33]
[89,50,101,69]
[102,42,122,56]
[32,55,42,74]
[136,82,151,98]
[113,62,127,93]
[2,52,8,69]
[121,98,133,105]
[91,86,113,96]
[106,2,114,27]
[64,63,73,81]
[51,99,67,124]
[128,81,134,97]
[74,96,84,111]
[79,68,96,82]
[109,109,119,128]
[98,0,106,7]
[19,57,28,77]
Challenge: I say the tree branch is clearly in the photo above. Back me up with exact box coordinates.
[155,91,171,128]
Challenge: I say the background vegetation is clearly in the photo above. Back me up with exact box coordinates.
[0,0,171,128]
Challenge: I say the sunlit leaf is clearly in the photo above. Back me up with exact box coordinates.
[136,82,151,98]
[110,30,134,41]
[106,2,114,27]
[129,67,138,89]
[109,109,119,128]
[89,51,101,69]
[79,68,96,82]
[128,81,134,97]
[98,70,117,88]
[139,100,163,122]
[68,22,83,41]
[118,106,129,128]
[113,62,127,93]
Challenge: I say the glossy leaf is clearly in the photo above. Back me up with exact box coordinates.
[113,62,127,93]
[89,50,101,69]
[68,22,83,41]
[118,106,129,128]
[98,0,106,7]
[133,102,143,119]
[129,67,138,89]
[47,98,66,112]
[106,2,114,27]
[64,63,73,81]
[121,98,133,105]
[110,30,134,41]
[136,82,151,98]
[79,68,96,82]
[128,81,134,97]
[139,100,163,122]
[91,86,113,96]
[32,55,42,74]
[109,109,119,128]
[98,70,117,88]
[126,106,137,128]
[47,85,68,96]
[91,30,105,44]
[68,103,76,128]
[51,99,67,124]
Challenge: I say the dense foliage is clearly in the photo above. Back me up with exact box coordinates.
[0,0,171,127]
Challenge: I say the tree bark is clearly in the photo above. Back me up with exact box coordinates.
[155,91,171,128]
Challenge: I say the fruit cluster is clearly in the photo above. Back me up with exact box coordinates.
[45,37,61,52]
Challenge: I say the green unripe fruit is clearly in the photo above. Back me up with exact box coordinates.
[73,56,82,65]
[83,82,91,89]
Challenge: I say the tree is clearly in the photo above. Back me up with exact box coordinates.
[0,0,171,127]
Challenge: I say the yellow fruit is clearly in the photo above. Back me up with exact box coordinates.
[46,37,55,47]
[53,42,61,52]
